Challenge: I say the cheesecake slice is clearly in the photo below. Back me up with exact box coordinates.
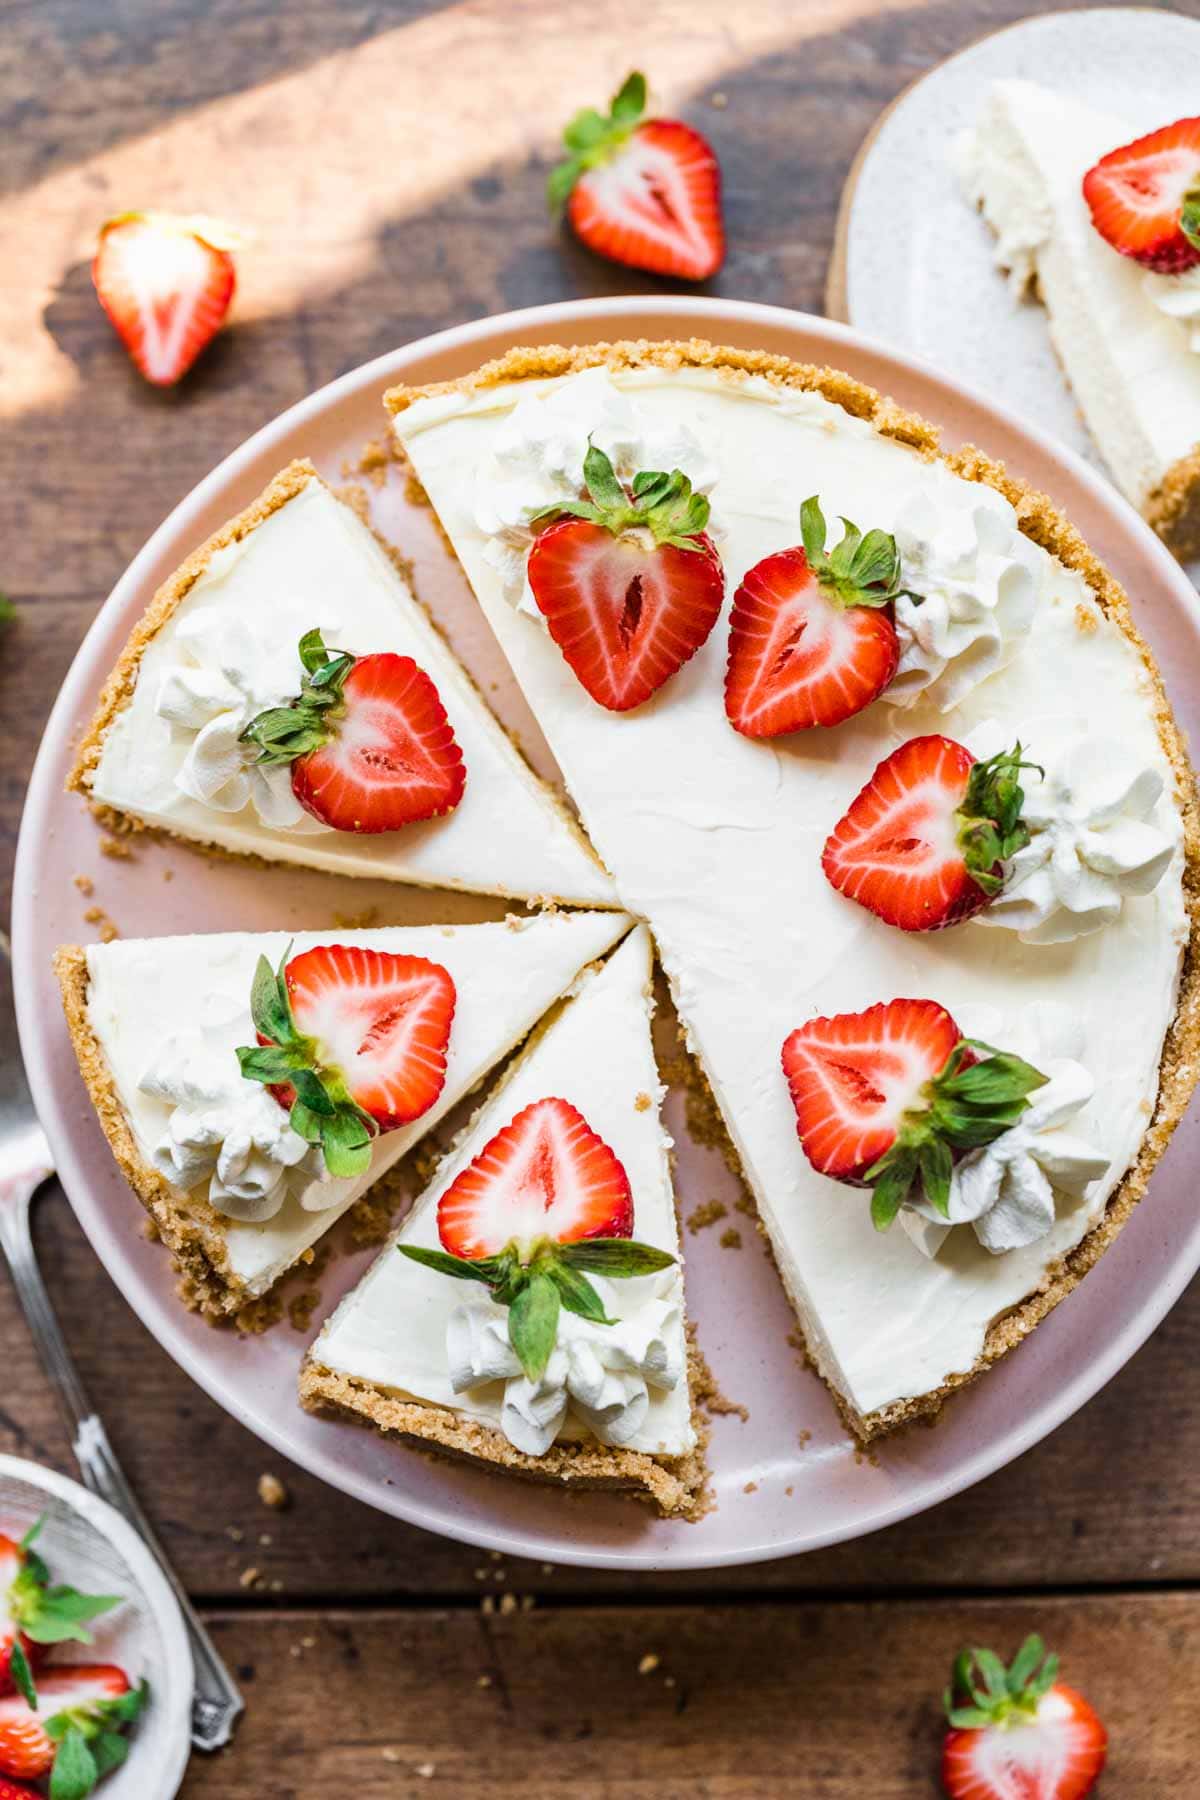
[68,461,615,906]
[55,908,632,1315]
[302,925,704,1516]
[960,80,1200,559]
[387,339,1199,1438]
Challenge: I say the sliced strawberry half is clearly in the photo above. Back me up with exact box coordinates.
[526,443,724,711]
[242,630,465,834]
[400,1096,676,1380]
[724,496,903,736]
[0,1665,141,1791]
[92,211,237,385]
[942,1633,1107,1800]
[548,72,723,280]
[781,999,1047,1230]
[822,735,1037,932]
[1082,115,1200,273]
[0,1523,117,1702]
[238,943,456,1177]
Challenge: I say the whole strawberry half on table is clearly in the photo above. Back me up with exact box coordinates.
[241,629,466,834]
[238,943,457,1178]
[941,1632,1106,1799]
[401,1095,675,1381]
[92,211,239,386]
[548,71,724,280]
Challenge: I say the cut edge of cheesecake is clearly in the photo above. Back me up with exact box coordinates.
[299,930,710,1518]
[385,335,1200,1440]
[1144,442,1200,563]
[65,457,612,905]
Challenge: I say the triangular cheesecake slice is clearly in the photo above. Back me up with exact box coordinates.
[388,340,1195,1439]
[55,909,632,1315]
[68,461,615,906]
[961,80,1200,558]
[302,925,704,1516]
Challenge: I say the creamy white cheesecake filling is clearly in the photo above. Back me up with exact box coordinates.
[314,926,694,1459]
[394,363,1188,1421]
[85,910,632,1295]
[959,79,1200,512]
[86,476,615,907]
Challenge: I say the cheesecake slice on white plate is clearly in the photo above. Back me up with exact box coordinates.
[303,924,704,1517]
[960,79,1200,559]
[55,908,632,1315]
[387,340,1197,1440]
[69,460,615,906]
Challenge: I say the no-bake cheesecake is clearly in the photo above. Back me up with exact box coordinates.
[302,924,703,1514]
[960,81,1200,559]
[55,909,631,1314]
[68,460,615,906]
[387,338,1200,1439]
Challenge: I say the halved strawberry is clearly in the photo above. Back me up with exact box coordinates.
[548,72,723,280]
[0,1665,142,1793]
[92,211,237,385]
[0,1523,117,1701]
[242,630,465,834]
[942,1633,1107,1799]
[238,944,456,1178]
[822,736,1036,932]
[526,444,724,711]
[724,497,903,736]
[781,999,1046,1230]
[1082,116,1200,274]
[401,1096,676,1380]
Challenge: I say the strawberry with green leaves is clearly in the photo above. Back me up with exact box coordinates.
[1082,115,1200,274]
[724,497,906,735]
[0,1666,146,1799]
[782,998,1047,1230]
[401,1096,675,1382]
[0,1523,117,1702]
[942,1634,1107,1799]
[548,72,724,281]
[241,629,466,835]
[527,443,724,712]
[822,735,1040,931]
[237,943,456,1178]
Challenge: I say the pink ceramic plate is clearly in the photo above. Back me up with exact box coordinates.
[14,299,1200,1569]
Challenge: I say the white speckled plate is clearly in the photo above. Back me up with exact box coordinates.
[831,2,1200,580]
[14,297,1200,1569]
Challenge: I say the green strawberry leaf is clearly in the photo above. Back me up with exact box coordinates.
[89,1732,128,1780]
[318,1106,375,1179]
[1182,181,1200,254]
[798,495,907,610]
[10,1639,37,1709]
[557,1238,676,1277]
[49,1726,98,1800]
[241,630,355,768]
[532,442,711,552]
[546,1261,613,1325]
[547,71,648,212]
[399,1246,503,1287]
[508,1272,561,1382]
[957,744,1042,897]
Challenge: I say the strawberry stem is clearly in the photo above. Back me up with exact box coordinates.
[956,742,1041,898]
[532,442,712,552]
[240,629,356,768]
[944,1634,1060,1730]
[799,495,908,610]
[547,71,648,212]
[1182,178,1200,254]
[864,1038,1048,1230]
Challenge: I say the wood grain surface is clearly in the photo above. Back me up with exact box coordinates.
[3,0,1200,1792]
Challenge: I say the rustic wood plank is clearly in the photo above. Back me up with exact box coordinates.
[178,1595,1200,1795]
[2,1181,1197,1599]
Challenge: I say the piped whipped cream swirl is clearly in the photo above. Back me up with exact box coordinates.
[970,731,1176,944]
[447,1274,684,1457]
[886,487,1040,711]
[1144,266,1200,355]
[154,566,339,832]
[138,1003,331,1222]
[471,367,719,615]
[904,1059,1109,1257]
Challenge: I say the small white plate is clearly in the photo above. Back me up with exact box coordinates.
[0,1457,192,1798]
[831,2,1200,544]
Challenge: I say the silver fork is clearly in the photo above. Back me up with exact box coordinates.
[0,929,243,1751]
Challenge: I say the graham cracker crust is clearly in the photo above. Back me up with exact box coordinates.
[385,336,1200,1440]
[1146,442,1200,563]
[66,458,606,899]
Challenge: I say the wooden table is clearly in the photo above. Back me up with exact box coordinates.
[4,1,1200,1791]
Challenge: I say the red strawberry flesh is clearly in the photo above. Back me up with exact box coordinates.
[782,998,961,1182]
[92,213,235,385]
[567,118,724,280]
[437,1096,635,1260]
[724,547,898,736]
[284,946,456,1130]
[822,734,991,931]
[292,652,465,833]
[1082,116,1200,273]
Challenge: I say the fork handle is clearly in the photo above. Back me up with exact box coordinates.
[0,1175,244,1751]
